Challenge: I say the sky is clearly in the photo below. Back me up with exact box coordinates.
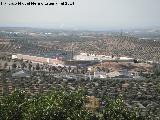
[0,0,160,30]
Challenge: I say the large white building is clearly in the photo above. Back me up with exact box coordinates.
[73,53,113,61]
[12,54,63,65]
[73,53,134,61]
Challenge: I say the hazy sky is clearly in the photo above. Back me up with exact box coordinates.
[0,0,160,30]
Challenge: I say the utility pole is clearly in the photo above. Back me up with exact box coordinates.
[120,29,123,37]
[71,42,74,60]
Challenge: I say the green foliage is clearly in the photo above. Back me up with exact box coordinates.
[36,63,40,70]
[155,82,160,94]
[153,63,160,77]
[0,89,147,120]
[12,63,17,69]
[23,88,91,120]
[0,88,91,120]
[100,96,146,120]
[0,90,27,120]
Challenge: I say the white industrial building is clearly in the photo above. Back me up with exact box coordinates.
[11,54,63,65]
[73,53,134,61]
[73,53,113,61]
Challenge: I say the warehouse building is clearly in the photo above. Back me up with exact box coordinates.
[12,54,63,65]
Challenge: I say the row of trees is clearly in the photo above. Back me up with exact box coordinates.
[0,88,148,120]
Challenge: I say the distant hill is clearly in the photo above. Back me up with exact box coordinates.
[73,36,160,62]
[0,27,160,62]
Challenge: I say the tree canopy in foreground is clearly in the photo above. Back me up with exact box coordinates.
[0,88,148,120]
